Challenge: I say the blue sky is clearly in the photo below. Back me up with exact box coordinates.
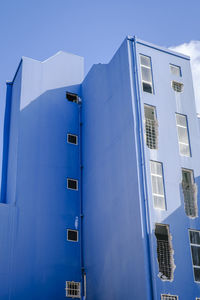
[0,0,199,123]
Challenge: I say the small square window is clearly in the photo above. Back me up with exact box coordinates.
[66,92,79,103]
[67,134,78,145]
[170,64,181,77]
[67,179,78,190]
[66,281,81,298]
[67,229,78,242]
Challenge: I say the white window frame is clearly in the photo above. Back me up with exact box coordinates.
[67,229,79,242]
[67,178,78,191]
[176,113,191,157]
[189,229,200,283]
[150,161,166,210]
[140,54,154,94]
[66,281,81,298]
[161,295,178,300]
[67,133,78,145]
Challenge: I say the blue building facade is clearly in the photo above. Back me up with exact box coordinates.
[1,37,200,299]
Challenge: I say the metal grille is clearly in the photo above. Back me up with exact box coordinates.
[157,240,173,280]
[172,81,183,92]
[155,224,174,281]
[161,295,178,300]
[182,183,198,217]
[145,118,158,149]
[66,281,81,298]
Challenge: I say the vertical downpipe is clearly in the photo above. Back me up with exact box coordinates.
[128,36,154,300]
[78,99,86,299]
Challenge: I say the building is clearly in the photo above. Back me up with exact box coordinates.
[0,36,200,300]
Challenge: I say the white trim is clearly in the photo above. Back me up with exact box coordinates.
[67,229,79,242]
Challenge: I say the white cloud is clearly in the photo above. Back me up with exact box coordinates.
[170,41,200,113]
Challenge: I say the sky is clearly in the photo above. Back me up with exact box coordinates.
[0,0,200,137]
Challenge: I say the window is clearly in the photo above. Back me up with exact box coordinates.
[150,161,166,210]
[155,224,174,281]
[67,179,78,190]
[172,81,184,92]
[170,64,181,77]
[67,134,78,145]
[67,229,78,242]
[144,105,158,149]
[161,295,178,300]
[182,169,198,218]
[189,230,200,282]
[66,92,79,103]
[140,55,153,94]
[66,281,81,298]
[176,114,190,156]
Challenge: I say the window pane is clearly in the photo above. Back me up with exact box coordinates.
[191,246,200,266]
[170,64,181,76]
[140,55,151,67]
[154,195,165,209]
[194,267,200,282]
[176,114,187,127]
[190,231,200,245]
[141,66,152,82]
[177,127,189,144]
[157,177,164,195]
[144,105,155,120]
[142,82,152,93]
[179,143,190,156]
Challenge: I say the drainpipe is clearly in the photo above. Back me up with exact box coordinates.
[127,36,155,300]
[78,97,86,299]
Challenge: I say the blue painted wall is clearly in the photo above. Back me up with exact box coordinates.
[82,37,200,300]
[82,39,152,300]
[0,52,84,299]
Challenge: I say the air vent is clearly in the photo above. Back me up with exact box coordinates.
[66,281,81,298]
[67,229,78,242]
[161,295,178,300]
[66,92,79,103]
[172,81,183,92]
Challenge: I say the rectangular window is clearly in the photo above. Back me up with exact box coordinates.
[66,281,81,298]
[161,295,178,300]
[67,229,78,242]
[182,169,198,218]
[189,230,200,282]
[155,224,174,281]
[140,55,153,94]
[67,134,78,145]
[67,178,78,190]
[170,64,181,77]
[150,161,166,210]
[176,114,190,156]
[144,105,158,149]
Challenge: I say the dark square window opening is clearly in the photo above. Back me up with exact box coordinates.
[67,179,78,190]
[67,230,78,242]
